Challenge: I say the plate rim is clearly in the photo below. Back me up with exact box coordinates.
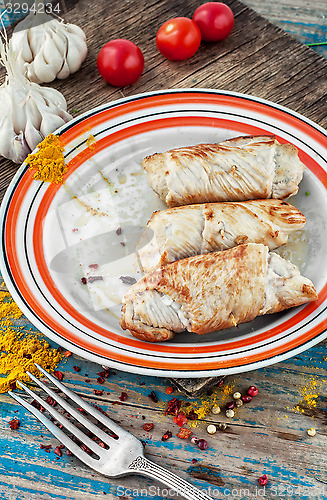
[1,88,326,377]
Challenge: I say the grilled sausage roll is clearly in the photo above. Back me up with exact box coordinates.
[142,135,305,207]
[120,243,317,342]
[137,200,306,272]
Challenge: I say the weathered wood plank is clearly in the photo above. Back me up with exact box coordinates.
[1,343,326,498]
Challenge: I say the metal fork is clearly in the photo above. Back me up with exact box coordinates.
[9,364,212,500]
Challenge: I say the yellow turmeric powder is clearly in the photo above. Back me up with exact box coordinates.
[0,289,63,393]
[27,133,67,184]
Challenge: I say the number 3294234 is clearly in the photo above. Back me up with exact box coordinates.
[4,2,60,15]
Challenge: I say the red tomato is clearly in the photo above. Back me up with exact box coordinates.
[156,17,201,61]
[97,39,144,87]
[193,2,234,42]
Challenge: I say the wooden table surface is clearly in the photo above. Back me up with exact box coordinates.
[0,0,326,499]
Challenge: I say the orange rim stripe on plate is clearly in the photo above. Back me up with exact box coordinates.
[4,96,327,369]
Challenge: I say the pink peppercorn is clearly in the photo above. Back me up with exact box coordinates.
[248,386,258,397]
[197,439,208,450]
[242,394,252,403]
[225,401,235,410]
[258,474,268,486]
[191,436,199,445]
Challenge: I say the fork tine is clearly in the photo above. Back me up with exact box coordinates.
[15,381,103,457]
[34,363,128,437]
[26,371,116,446]
[8,390,96,468]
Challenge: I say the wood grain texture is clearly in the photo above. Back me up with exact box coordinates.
[0,0,326,498]
[0,346,326,499]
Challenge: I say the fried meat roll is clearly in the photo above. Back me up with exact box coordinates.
[137,200,306,272]
[142,135,305,207]
[120,244,317,342]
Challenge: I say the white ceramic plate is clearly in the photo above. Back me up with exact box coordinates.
[1,89,327,377]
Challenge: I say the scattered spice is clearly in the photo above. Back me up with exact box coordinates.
[27,134,67,184]
[242,395,252,403]
[162,430,173,441]
[119,392,127,402]
[148,391,158,403]
[294,376,323,413]
[225,401,235,410]
[86,135,97,150]
[88,264,99,269]
[0,290,63,393]
[177,427,193,439]
[81,277,87,285]
[53,370,64,381]
[73,366,81,372]
[165,397,181,416]
[46,396,57,407]
[32,400,45,412]
[307,427,316,437]
[226,409,235,418]
[98,368,110,379]
[165,386,174,395]
[116,227,122,236]
[119,276,137,285]
[173,413,188,427]
[9,418,20,430]
[258,474,268,486]
[233,392,241,400]
[94,390,104,396]
[97,377,105,384]
[40,444,52,450]
[197,438,208,450]
[206,424,217,435]
[142,423,154,431]
[211,404,221,415]
[54,446,62,457]
[87,276,103,284]
[64,350,72,357]
[247,386,258,397]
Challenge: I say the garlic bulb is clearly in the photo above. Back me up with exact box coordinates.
[0,40,72,163]
[10,11,87,83]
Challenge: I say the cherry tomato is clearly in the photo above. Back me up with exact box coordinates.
[193,2,234,42]
[156,17,201,61]
[97,39,144,87]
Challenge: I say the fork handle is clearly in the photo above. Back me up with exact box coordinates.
[128,456,213,500]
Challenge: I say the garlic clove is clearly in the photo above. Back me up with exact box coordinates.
[32,49,58,83]
[42,32,65,74]
[28,23,47,58]
[38,85,69,112]
[10,29,33,63]
[24,118,44,151]
[56,59,70,80]
[65,23,87,40]
[13,130,33,162]
[65,32,88,74]
[40,112,66,137]
[51,27,67,58]
[25,97,42,130]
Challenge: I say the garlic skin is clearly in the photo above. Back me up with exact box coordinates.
[0,41,72,163]
[10,12,88,84]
